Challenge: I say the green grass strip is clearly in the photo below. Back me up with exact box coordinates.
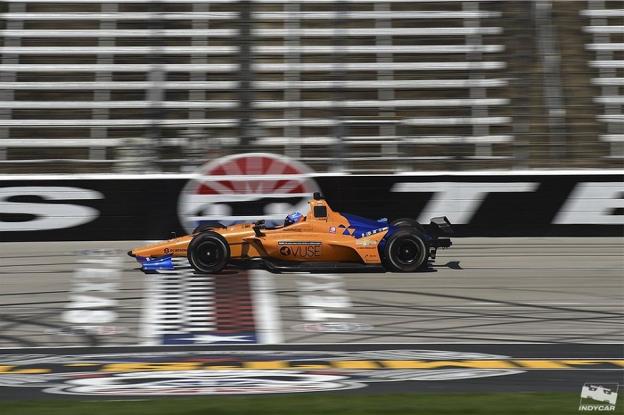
[4,392,623,415]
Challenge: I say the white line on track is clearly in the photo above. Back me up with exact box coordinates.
[250,270,284,344]
[139,275,158,346]
[0,341,622,351]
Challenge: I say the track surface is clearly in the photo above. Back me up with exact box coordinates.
[1,238,622,346]
[0,238,622,398]
[277,238,624,344]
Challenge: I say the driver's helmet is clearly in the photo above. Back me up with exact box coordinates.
[284,211,303,226]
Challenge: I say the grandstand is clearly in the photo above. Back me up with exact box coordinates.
[0,0,620,173]
[583,0,623,161]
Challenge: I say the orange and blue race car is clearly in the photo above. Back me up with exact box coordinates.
[129,193,452,273]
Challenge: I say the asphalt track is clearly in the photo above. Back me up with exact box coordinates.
[0,237,622,398]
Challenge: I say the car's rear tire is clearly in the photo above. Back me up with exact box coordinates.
[192,222,226,234]
[390,218,425,233]
[187,231,230,274]
[383,229,428,272]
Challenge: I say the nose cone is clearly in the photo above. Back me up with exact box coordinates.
[128,235,193,259]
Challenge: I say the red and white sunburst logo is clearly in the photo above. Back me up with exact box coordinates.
[178,153,320,232]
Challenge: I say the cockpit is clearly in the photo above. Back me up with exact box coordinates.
[283,193,330,227]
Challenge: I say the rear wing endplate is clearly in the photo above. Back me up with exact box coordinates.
[430,216,453,236]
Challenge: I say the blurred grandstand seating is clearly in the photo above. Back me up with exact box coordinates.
[582,0,623,160]
[0,0,621,173]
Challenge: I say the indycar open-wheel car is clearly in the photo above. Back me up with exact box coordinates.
[129,193,452,273]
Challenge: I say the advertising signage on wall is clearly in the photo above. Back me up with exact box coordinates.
[0,154,622,241]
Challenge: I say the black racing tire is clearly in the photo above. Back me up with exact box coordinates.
[390,218,425,233]
[192,222,226,234]
[187,231,230,274]
[382,229,428,272]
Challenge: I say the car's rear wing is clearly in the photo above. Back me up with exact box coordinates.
[428,216,452,252]
[430,216,453,236]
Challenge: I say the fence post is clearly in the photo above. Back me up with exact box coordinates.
[147,0,166,169]
[238,0,254,147]
[535,0,568,162]
[331,0,348,172]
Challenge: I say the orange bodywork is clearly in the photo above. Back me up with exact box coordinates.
[130,197,388,265]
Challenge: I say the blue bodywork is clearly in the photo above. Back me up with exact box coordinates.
[345,215,435,252]
[137,255,174,271]
[341,213,389,238]
[340,212,432,241]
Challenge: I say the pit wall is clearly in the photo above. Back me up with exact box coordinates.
[1,170,622,241]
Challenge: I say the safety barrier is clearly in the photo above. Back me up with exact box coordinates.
[1,170,622,241]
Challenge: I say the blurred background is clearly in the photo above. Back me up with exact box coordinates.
[0,3,622,407]
[0,0,621,174]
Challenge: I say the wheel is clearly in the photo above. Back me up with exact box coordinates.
[390,218,425,233]
[187,231,230,274]
[382,229,428,272]
[192,222,225,234]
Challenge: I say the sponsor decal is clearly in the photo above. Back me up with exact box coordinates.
[0,186,103,232]
[359,227,388,238]
[2,173,623,241]
[178,153,320,233]
[356,239,378,248]
[278,241,322,245]
[163,247,185,254]
[329,226,336,233]
[288,245,320,258]
[278,241,322,258]
[555,183,624,224]
[392,181,624,225]
[392,182,539,224]
[579,384,619,412]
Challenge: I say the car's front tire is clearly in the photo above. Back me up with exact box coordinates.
[187,231,230,274]
[382,229,428,272]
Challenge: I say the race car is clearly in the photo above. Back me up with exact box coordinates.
[128,192,452,273]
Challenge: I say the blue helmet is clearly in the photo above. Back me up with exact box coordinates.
[285,211,303,226]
